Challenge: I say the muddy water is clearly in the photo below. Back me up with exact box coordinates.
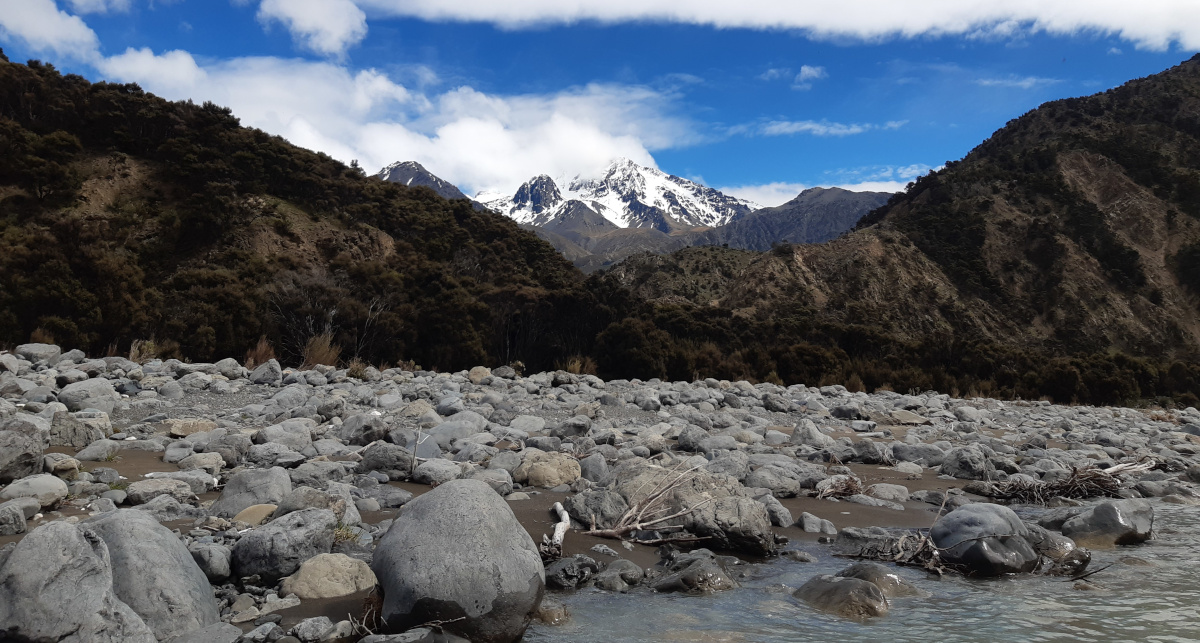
[526,502,1200,643]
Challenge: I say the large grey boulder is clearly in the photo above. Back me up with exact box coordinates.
[563,489,628,530]
[1061,499,1153,547]
[15,343,60,364]
[57,379,119,412]
[835,562,925,597]
[250,359,283,386]
[0,473,68,508]
[85,510,221,640]
[793,574,888,618]
[358,443,415,480]
[938,445,994,480]
[231,508,338,581]
[255,419,315,453]
[50,411,105,448]
[610,460,776,556]
[0,430,43,483]
[209,466,293,518]
[930,503,1039,576]
[371,479,545,643]
[0,522,156,642]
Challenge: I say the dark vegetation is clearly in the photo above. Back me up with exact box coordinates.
[2,54,1200,407]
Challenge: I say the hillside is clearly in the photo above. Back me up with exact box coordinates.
[694,187,892,249]
[600,54,1200,405]
[0,55,600,372]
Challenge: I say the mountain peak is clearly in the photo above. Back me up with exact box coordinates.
[377,160,470,202]
[482,159,759,231]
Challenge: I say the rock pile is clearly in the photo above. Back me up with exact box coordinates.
[1,342,1195,637]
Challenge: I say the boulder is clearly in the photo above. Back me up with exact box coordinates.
[14,343,60,364]
[651,550,738,594]
[563,489,628,530]
[57,379,118,412]
[793,575,888,618]
[190,543,233,582]
[610,460,776,556]
[0,522,156,642]
[255,419,316,452]
[231,508,338,581]
[0,502,26,536]
[0,430,43,484]
[250,359,283,386]
[50,411,105,448]
[413,459,463,486]
[209,467,293,518]
[578,453,609,483]
[371,479,545,643]
[165,418,218,438]
[790,421,835,448]
[930,503,1039,576]
[835,562,925,597]
[125,478,194,505]
[358,443,415,480]
[133,495,207,521]
[512,451,581,488]
[0,473,68,508]
[281,553,377,599]
[85,510,221,640]
[338,414,390,446]
[1061,499,1153,547]
[76,439,122,462]
[544,555,600,590]
[939,446,994,480]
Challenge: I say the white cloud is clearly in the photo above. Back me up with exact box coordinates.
[720,182,809,206]
[758,68,790,81]
[1108,46,1123,54]
[354,0,1200,50]
[0,0,100,61]
[67,0,131,13]
[92,48,691,196]
[974,75,1061,89]
[257,0,368,56]
[757,119,905,137]
[796,65,827,82]
[762,120,868,136]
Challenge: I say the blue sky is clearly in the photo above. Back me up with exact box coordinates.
[2,1,1198,205]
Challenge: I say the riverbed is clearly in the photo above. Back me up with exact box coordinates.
[527,501,1200,643]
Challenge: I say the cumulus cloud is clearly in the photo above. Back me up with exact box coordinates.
[0,0,100,61]
[354,0,1200,50]
[92,48,691,195]
[257,0,368,56]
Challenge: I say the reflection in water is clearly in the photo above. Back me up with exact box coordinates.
[526,502,1200,643]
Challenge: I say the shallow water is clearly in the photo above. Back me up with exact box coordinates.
[526,502,1200,643]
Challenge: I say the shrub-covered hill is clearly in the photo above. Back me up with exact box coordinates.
[0,54,613,371]
[598,55,1200,406]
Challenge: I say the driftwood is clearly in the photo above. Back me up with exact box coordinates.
[539,502,571,561]
[987,461,1155,505]
[581,461,712,545]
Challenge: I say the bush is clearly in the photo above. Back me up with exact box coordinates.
[301,332,340,369]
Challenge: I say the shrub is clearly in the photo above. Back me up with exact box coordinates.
[244,335,276,369]
[29,327,54,344]
[302,332,340,369]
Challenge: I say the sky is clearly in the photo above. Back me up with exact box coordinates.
[1,2,1198,206]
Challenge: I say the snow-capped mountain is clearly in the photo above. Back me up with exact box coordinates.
[476,158,761,232]
[377,161,471,201]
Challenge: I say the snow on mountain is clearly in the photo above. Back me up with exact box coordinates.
[377,161,471,201]
[477,158,761,231]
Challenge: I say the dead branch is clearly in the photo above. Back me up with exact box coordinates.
[987,462,1153,505]
[539,502,570,562]
[581,463,710,545]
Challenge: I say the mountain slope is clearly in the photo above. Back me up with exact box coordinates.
[480,158,759,231]
[694,187,892,250]
[0,57,597,371]
[600,54,1200,404]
